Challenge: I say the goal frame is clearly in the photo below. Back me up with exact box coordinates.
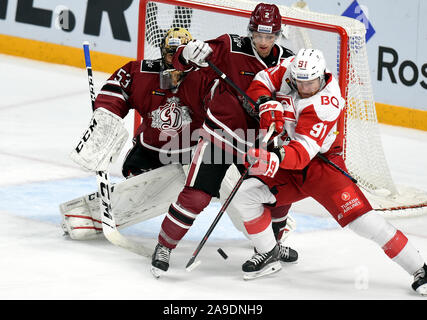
[135,0,350,136]
[132,0,427,215]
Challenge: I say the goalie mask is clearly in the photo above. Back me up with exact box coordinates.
[160,27,193,89]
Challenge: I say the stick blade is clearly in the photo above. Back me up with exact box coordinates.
[186,259,201,272]
[186,256,196,269]
[104,230,151,257]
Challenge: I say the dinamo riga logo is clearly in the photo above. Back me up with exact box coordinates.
[151,97,192,135]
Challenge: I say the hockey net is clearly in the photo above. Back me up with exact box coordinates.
[136,0,427,216]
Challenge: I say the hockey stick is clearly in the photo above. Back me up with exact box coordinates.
[186,123,276,271]
[207,60,260,121]
[82,41,151,257]
[316,153,357,184]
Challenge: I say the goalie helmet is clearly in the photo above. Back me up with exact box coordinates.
[248,3,282,34]
[290,48,326,83]
[159,27,193,89]
[161,27,193,68]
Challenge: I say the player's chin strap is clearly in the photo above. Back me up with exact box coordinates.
[81,42,151,257]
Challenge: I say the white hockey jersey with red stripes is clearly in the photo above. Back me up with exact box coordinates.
[247,57,345,170]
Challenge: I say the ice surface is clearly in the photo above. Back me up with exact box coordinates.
[1,54,427,301]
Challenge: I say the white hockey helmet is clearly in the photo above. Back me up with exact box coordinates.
[290,48,326,83]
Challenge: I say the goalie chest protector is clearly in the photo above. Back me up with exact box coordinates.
[96,58,209,153]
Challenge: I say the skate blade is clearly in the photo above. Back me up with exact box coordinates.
[150,266,166,279]
[243,261,282,280]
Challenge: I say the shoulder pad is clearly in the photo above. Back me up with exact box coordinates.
[229,34,254,55]
[140,59,162,73]
[280,46,295,58]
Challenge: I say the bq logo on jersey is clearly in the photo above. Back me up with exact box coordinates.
[151,97,192,135]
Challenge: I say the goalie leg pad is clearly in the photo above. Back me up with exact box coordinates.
[60,164,186,240]
[60,192,103,240]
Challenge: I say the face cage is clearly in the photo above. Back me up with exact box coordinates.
[159,69,188,90]
[161,46,179,69]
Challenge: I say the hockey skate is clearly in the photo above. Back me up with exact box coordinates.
[412,263,427,295]
[278,243,298,263]
[151,243,172,279]
[242,245,281,280]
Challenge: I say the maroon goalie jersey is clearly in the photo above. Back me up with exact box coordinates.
[174,34,294,155]
[94,59,210,153]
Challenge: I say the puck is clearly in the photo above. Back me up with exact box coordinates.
[217,248,228,260]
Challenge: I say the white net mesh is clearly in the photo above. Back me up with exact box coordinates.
[137,0,427,214]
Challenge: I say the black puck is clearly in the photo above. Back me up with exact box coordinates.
[217,248,228,259]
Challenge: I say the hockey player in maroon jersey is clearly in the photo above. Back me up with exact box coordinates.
[151,3,298,278]
[95,27,208,176]
[231,48,427,294]
[64,28,216,240]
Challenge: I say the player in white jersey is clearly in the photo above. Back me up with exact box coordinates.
[232,49,427,295]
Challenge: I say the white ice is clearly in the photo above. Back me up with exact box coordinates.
[1,54,427,300]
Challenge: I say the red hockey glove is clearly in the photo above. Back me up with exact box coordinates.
[246,147,281,178]
[258,101,284,135]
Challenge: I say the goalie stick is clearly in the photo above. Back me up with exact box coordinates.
[82,41,151,257]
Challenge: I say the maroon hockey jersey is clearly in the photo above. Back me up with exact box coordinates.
[94,59,211,153]
[173,34,293,155]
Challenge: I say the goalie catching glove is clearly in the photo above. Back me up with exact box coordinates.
[245,146,285,178]
[70,108,129,172]
[182,39,212,67]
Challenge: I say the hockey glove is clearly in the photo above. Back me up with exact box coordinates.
[258,100,284,135]
[69,108,128,172]
[182,39,213,67]
[246,147,284,178]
